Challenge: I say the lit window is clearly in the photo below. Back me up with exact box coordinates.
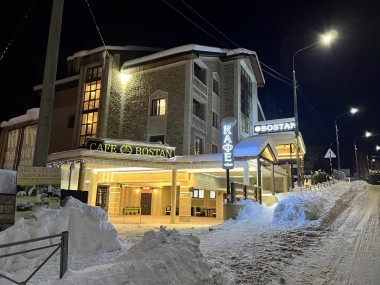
[194,136,203,155]
[191,189,204,198]
[80,66,102,146]
[210,191,216,199]
[151,98,166,116]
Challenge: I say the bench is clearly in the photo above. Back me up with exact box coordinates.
[123,207,141,215]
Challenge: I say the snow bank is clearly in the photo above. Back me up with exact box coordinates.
[51,226,233,285]
[0,197,121,273]
[271,180,369,228]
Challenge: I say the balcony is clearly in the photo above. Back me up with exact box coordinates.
[193,77,208,102]
[192,114,206,132]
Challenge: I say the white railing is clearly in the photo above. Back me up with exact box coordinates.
[192,114,206,132]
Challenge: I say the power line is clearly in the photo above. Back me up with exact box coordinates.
[84,0,109,56]
[178,0,293,84]
[167,0,334,142]
[0,0,36,63]
[162,0,231,49]
[298,85,334,140]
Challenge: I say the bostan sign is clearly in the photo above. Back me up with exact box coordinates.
[254,118,296,134]
[86,138,175,159]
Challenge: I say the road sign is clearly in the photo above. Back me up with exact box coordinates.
[324,148,336,158]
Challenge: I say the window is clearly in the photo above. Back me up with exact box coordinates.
[194,136,203,155]
[193,99,205,120]
[150,135,165,143]
[212,145,218,154]
[212,112,218,129]
[240,68,252,135]
[68,115,75,128]
[209,191,216,199]
[241,68,252,117]
[213,78,219,95]
[241,114,250,134]
[80,66,102,146]
[194,62,206,84]
[192,189,204,198]
[151,98,166,116]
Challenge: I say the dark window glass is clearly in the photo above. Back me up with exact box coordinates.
[150,135,165,143]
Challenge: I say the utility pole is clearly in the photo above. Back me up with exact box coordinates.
[33,0,64,166]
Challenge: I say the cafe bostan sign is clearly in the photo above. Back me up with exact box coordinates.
[86,138,175,159]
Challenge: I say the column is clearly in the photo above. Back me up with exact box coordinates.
[170,169,177,224]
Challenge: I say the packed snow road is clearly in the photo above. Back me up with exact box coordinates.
[274,184,380,285]
[196,183,380,285]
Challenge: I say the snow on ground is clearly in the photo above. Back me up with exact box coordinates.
[0,180,374,285]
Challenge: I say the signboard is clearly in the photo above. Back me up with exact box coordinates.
[324,148,336,158]
[86,138,175,159]
[15,166,61,222]
[0,170,17,231]
[1,125,37,170]
[254,118,296,134]
[221,117,236,169]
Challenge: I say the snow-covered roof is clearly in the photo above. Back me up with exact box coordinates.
[121,44,227,69]
[234,135,278,163]
[120,44,265,86]
[0,108,39,129]
[67,45,163,61]
[33,75,80,91]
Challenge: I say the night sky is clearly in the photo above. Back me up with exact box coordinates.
[1,0,379,171]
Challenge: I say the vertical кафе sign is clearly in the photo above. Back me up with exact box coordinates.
[221,117,237,169]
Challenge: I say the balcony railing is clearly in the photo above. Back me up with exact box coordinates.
[192,114,206,132]
[193,76,207,97]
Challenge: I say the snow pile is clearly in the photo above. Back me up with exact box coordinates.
[271,180,369,228]
[235,198,274,225]
[0,197,121,273]
[271,193,329,227]
[55,226,232,285]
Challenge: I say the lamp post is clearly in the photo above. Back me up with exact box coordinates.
[354,131,372,178]
[335,107,359,170]
[292,31,337,187]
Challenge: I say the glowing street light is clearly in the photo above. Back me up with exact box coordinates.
[354,131,372,177]
[292,30,337,186]
[376,145,380,151]
[335,107,359,170]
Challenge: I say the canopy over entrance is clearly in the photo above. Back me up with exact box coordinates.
[233,135,278,164]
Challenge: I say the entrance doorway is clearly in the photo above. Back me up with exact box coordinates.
[140,193,152,215]
[96,186,108,210]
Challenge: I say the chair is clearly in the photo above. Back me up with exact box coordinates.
[165,206,171,215]
[194,206,202,216]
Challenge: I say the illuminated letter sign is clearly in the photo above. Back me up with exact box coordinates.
[254,118,296,134]
[86,139,175,159]
[221,117,237,169]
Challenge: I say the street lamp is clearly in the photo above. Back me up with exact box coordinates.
[335,107,359,170]
[376,145,380,151]
[354,131,372,178]
[292,30,337,187]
